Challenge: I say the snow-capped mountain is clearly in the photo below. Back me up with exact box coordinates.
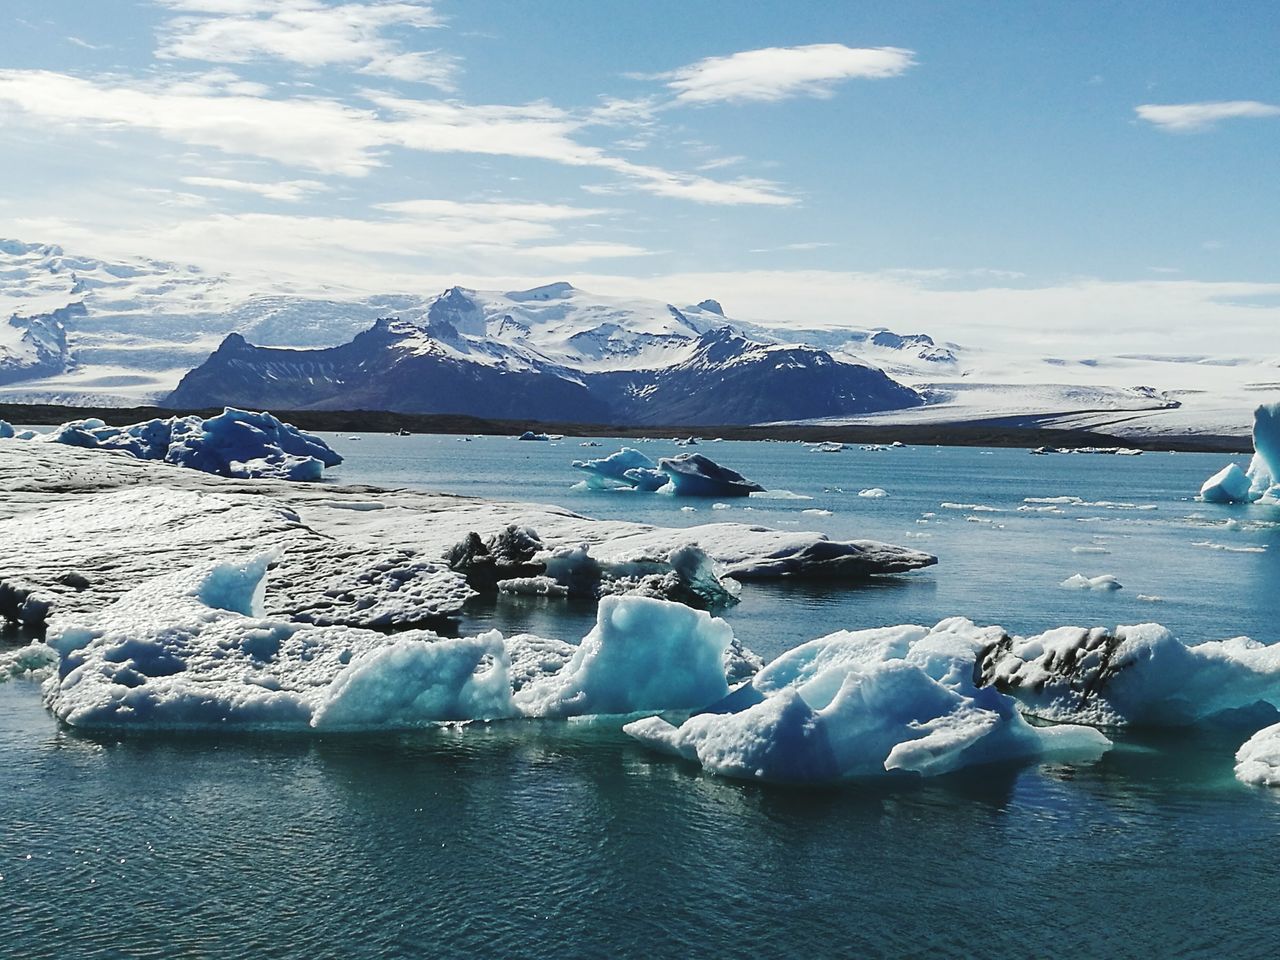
[3,238,1274,436]
[167,300,925,425]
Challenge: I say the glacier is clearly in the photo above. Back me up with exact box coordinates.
[16,407,342,481]
[1198,402,1280,502]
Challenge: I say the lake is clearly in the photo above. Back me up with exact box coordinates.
[3,435,1278,959]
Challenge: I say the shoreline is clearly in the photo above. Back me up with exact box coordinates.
[0,401,1252,454]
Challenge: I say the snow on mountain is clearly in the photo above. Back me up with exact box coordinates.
[1,238,1273,435]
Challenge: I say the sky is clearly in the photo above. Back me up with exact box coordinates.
[1,0,1278,354]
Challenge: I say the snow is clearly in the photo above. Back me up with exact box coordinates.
[35,554,744,730]
[625,617,1110,783]
[17,407,341,480]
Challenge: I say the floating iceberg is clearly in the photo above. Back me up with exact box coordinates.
[975,623,1280,727]
[447,525,740,609]
[34,555,745,731]
[16,407,341,481]
[1060,573,1123,591]
[0,419,13,439]
[572,447,658,489]
[625,618,1110,783]
[1236,723,1280,786]
[656,453,765,497]
[518,431,551,441]
[858,488,889,499]
[1198,403,1280,503]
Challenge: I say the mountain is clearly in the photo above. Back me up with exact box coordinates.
[3,238,1273,437]
[167,290,926,425]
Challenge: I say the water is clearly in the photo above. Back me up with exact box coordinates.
[3,435,1279,958]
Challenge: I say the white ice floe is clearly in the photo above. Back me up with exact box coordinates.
[0,442,936,630]
[625,617,1110,783]
[1060,574,1123,591]
[858,488,889,499]
[1236,723,1280,786]
[21,407,341,481]
[1198,403,1280,503]
[36,556,745,730]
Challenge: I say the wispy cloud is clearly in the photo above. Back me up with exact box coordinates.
[655,44,916,105]
[0,69,793,205]
[155,0,459,88]
[1135,100,1280,132]
[181,175,330,201]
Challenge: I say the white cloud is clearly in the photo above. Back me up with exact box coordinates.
[0,70,792,204]
[155,0,458,88]
[375,198,609,221]
[181,175,330,201]
[0,69,386,175]
[1135,100,1280,131]
[658,44,916,104]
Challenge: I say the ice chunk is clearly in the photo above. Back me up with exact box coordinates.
[39,556,752,729]
[1235,722,1280,786]
[621,466,668,491]
[515,595,732,718]
[1060,574,1123,591]
[572,447,658,489]
[0,420,13,440]
[24,407,341,481]
[656,453,765,497]
[1198,404,1280,502]
[858,488,889,499]
[625,617,1110,783]
[1,640,59,680]
[518,431,550,441]
[976,624,1280,727]
[1200,463,1254,503]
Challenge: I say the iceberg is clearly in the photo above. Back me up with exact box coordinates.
[625,617,1110,783]
[975,623,1280,727]
[0,441,937,631]
[0,419,13,439]
[34,555,747,730]
[656,453,765,497]
[20,407,341,481]
[1236,722,1280,786]
[1198,402,1280,502]
[1200,463,1254,504]
[1060,573,1123,591]
[572,447,658,489]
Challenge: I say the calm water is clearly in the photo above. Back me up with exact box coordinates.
[4,435,1280,959]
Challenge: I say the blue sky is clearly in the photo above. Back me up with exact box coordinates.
[1,1,1278,350]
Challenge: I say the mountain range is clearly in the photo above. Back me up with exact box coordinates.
[2,238,1274,436]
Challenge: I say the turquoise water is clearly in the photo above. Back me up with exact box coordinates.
[4,437,1280,958]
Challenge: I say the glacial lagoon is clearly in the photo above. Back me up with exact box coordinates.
[4,436,1279,959]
